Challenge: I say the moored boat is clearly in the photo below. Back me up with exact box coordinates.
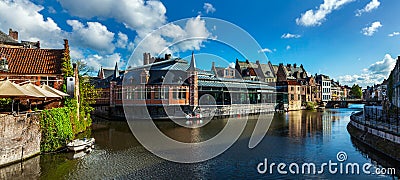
[67,138,95,152]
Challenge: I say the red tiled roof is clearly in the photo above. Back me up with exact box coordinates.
[0,47,65,74]
[287,80,301,85]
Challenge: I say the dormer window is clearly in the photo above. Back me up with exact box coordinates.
[0,57,8,72]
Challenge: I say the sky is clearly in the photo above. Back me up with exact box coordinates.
[0,0,399,88]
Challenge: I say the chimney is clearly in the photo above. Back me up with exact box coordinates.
[143,53,150,65]
[212,62,215,69]
[287,64,291,68]
[63,39,69,50]
[8,28,18,41]
[165,54,171,60]
[294,63,297,68]
[256,60,260,65]
[36,41,40,49]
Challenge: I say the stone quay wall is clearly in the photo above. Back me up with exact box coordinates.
[0,113,41,167]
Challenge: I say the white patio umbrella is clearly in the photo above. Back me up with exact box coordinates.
[40,84,70,97]
[0,80,39,112]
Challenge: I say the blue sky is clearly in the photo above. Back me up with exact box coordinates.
[0,0,399,87]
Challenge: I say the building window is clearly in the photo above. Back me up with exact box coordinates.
[161,87,169,99]
[291,87,294,91]
[146,87,152,99]
[137,87,146,100]
[291,94,295,101]
[154,87,161,99]
[141,74,147,84]
[130,88,135,99]
[297,87,300,91]
[298,94,301,101]
[173,88,179,99]
[179,88,186,99]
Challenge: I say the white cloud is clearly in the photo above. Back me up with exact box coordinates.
[356,0,380,16]
[388,32,400,37]
[132,15,212,63]
[361,21,382,36]
[67,20,115,54]
[127,42,135,52]
[58,0,166,34]
[258,48,272,53]
[286,45,291,50]
[0,0,64,48]
[116,32,128,48]
[229,62,235,68]
[281,33,301,39]
[83,53,123,70]
[338,54,396,87]
[203,3,216,14]
[48,6,56,14]
[296,0,354,27]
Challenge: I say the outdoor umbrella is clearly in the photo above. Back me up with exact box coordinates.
[22,83,61,110]
[0,80,39,112]
[22,83,61,99]
[40,84,70,97]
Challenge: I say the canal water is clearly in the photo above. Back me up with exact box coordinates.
[1,108,399,179]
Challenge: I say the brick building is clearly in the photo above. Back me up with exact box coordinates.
[0,29,69,89]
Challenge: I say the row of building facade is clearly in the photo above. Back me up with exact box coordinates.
[93,52,352,112]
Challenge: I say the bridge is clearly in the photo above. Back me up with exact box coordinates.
[326,99,381,108]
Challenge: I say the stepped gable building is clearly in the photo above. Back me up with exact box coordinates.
[0,28,69,89]
[234,59,276,83]
[276,63,313,110]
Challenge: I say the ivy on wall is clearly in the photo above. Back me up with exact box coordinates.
[40,44,96,152]
[40,107,74,152]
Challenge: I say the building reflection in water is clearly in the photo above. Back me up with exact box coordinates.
[287,110,334,142]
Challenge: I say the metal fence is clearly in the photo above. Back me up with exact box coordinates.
[355,106,400,136]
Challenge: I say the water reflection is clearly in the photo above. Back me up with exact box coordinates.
[0,156,40,179]
[0,108,398,179]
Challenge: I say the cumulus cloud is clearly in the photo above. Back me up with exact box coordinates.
[286,45,291,50]
[58,0,166,34]
[203,3,216,14]
[0,0,64,48]
[388,32,400,37]
[229,62,235,68]
[74,52,123,72]
[361,21,382,36]
[67,20,115,54]
[338,54,396,87]
[281,33,301,39]
[258,48,272,53]
[296,0,354,27]
[116,32,128,48]
[130,15,213,66]
[356,0,380,16]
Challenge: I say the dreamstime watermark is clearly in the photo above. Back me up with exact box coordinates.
[123,17,276,163]
[257,151,396,176]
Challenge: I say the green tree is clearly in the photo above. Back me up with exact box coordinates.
[350,84,362,99]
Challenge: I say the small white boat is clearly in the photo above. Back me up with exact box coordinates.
[67,138,95,152]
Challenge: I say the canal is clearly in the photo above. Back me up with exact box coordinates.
[1,108,399,179]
